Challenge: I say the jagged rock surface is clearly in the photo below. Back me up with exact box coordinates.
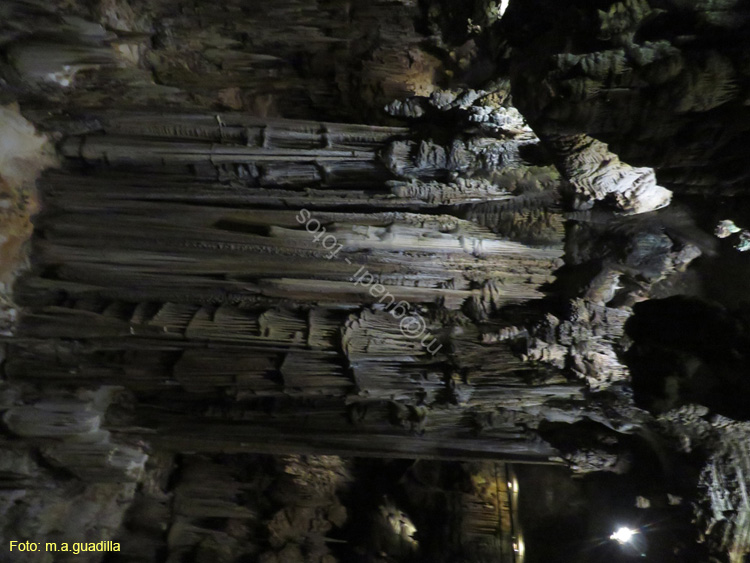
[1,0,750,561]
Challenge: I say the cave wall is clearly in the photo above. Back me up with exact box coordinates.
[1,0,750,562]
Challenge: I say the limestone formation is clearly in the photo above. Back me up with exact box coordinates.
[1,0,750,562]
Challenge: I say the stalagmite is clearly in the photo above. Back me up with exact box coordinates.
[1,0,750,561]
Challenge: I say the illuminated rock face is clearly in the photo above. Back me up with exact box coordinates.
[0,104,57,334]
[1,0,750,562]
[506,0,750,198]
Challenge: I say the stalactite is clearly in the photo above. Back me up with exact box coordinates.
[2,0,750,560]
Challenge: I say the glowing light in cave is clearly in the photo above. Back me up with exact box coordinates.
[610,526,637,544]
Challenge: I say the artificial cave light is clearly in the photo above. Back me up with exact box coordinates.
[610,526,637,545]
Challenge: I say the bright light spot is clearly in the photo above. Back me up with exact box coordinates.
[610,527,637,544]
[380,501,418,548]
[499,0,510,16]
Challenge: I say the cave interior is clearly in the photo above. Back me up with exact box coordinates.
[1,0,750,562]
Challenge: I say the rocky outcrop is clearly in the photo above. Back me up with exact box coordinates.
[0,104,56,335]
[506,0,750,197]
